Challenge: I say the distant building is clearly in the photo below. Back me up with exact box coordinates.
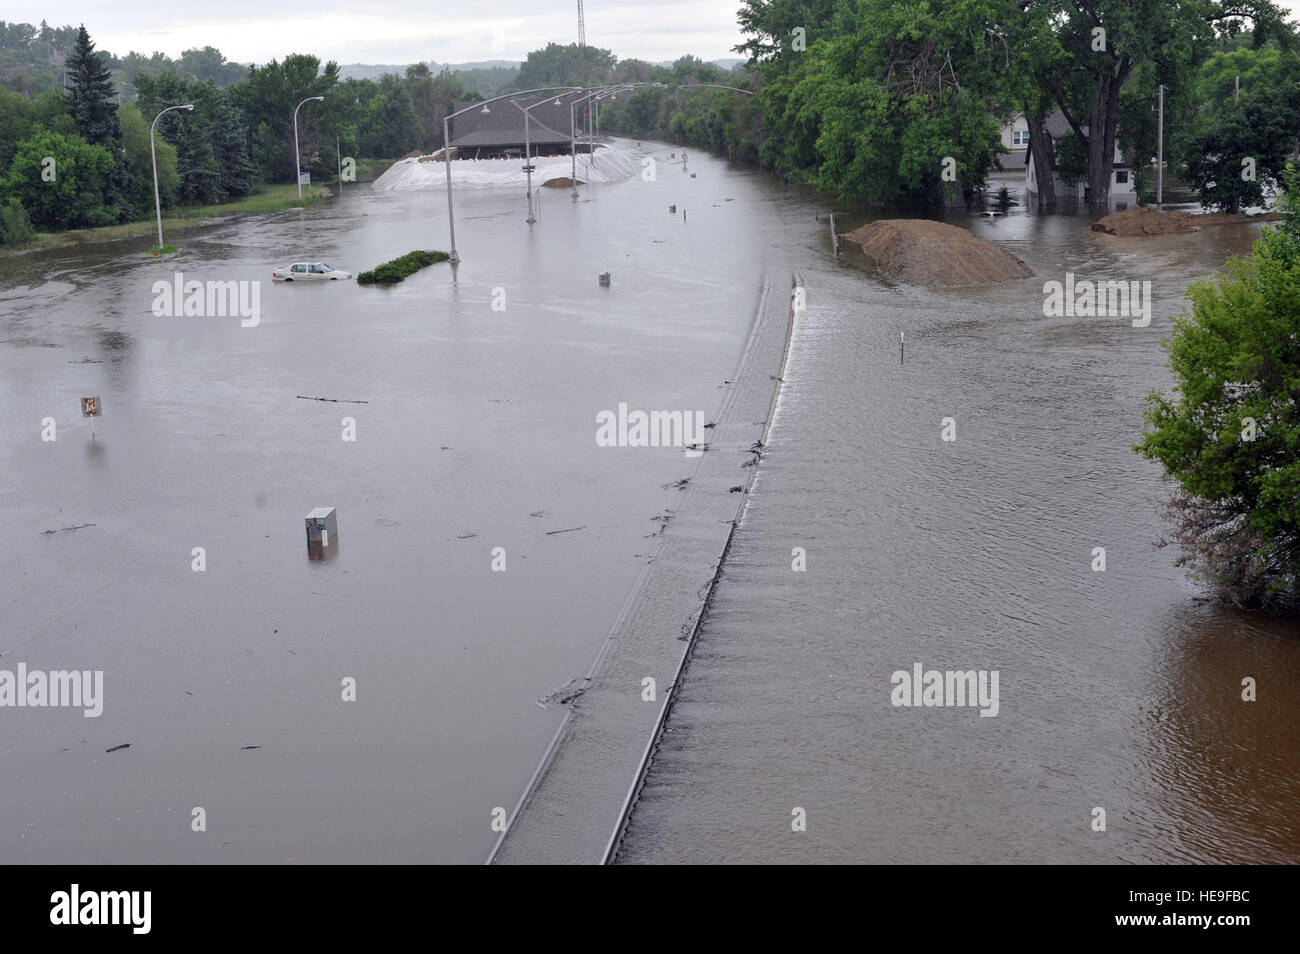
[1015,109,1137,203]
[447,97,590,159]
[998,112,1030,170]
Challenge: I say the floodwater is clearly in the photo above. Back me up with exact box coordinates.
[615,195,1300,863]
[0,141,782,863]
[3,142,1296,866]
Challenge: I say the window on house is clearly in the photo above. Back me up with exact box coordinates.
[1115,170,1129,184]
[1012,130,1030,146]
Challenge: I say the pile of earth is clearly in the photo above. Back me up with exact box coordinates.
[840,219,1034,286]
[1091,205,1283,235]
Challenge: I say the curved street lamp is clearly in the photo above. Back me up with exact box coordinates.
[294,95,325,199]
[151,103,194,250]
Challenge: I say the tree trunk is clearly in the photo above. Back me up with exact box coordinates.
[1026,111,1056,210]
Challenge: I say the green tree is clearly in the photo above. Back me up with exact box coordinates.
[514,42,615,89]
[0,130,114,229]
[231,54,339,183]
[119,102,178,214]
[63,24,134,221]
[359,74,422,158]
[1137,164,1300,610]
[1184,88,1299,211]
[0,197,35,244]
[0,88,75,168]
[64,25,120,146]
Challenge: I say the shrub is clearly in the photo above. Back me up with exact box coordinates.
[0,198,36,245]
[1136,164,1300,611]
[357,249,449,284]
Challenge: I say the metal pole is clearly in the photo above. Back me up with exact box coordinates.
[294,105,303,200]
[151,112,164,249]
[337,135,341,187]
[443,114,458,263]
[151,104,192,251]
[1156,84,1164,208]
[525,108,535,224]
[293,96,323,200]
[571,99,579,199]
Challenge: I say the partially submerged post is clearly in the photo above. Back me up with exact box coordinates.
[306,507,338,558]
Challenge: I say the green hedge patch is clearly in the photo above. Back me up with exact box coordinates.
[357,249,450,285]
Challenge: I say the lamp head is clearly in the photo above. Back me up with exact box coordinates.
[181,103,195,111]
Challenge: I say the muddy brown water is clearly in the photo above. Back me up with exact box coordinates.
[614,202,1300,864]
[2,148,1295,864]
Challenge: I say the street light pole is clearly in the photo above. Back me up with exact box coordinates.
[294,95,325,200]
[517,92,581,223]
[151,102,194,250]
[524,107,534,223]
[443,113,459,264]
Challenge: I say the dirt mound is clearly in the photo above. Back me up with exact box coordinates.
[541,177,584,188]
[1091,206,1283,235]
[840,219,1033,286]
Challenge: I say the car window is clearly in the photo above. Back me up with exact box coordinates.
[292,264,306,273]
[310,264,327,273]
[316,264,332,272]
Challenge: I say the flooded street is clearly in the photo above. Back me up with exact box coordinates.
[3,140,1297,865]
[0,141,780,863]
[615,201,1300,863]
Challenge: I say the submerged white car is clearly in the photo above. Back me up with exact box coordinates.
[272,262,351,281]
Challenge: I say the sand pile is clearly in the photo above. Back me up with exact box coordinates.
[1092,206,1283,235]
[841,219,1033,286]
[373,144,636,192]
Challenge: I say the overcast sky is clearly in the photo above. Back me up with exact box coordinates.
[20,1,748,65]
[17,0,1300,67]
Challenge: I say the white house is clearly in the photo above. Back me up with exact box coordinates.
[1003,110,1137,204]
[998,112,1030,170]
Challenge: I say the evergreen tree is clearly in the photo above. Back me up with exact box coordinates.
[65,25,120,147]
[63,24,135,221]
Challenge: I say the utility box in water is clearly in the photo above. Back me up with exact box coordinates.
[305,507,338,547]
[599,272,611,287]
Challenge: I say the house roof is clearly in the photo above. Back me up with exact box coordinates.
[449,98,575,148]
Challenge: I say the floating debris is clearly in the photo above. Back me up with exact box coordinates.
[456,531,478,539]
[729,485,744,493]
[544,526,585,536]
[42,523,95,535]
[538,677,592,707]
[240,745,263,750]
[664,478,690,491]
[296,395,369,404]
[105,743,130,753]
